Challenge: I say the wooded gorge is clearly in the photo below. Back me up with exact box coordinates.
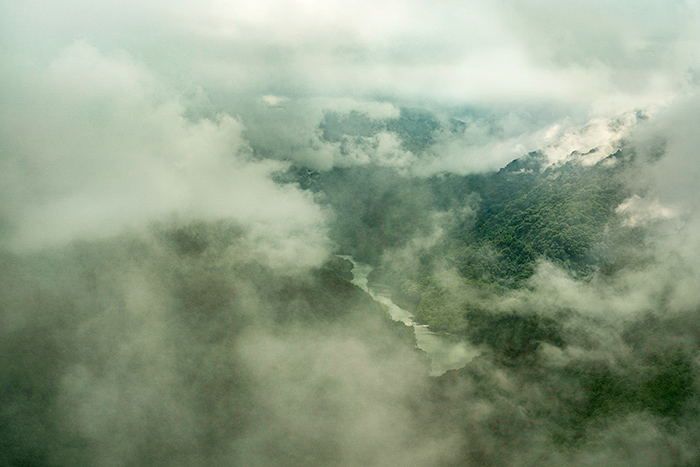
[3,0,700,464]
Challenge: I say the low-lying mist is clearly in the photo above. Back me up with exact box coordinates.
[1,222,462,466]
[3,4,700,464]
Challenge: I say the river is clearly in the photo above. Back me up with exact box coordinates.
[339,256,480,376]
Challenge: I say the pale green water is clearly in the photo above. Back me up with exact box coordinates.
[339,256,480,376]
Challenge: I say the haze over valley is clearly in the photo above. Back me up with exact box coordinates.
[3,1,700,465]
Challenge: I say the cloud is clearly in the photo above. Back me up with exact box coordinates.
[0,220,460,466]
[260,94,288,106]
[2,3,700,465]
[3,0,699,174]
[5,0,698,109]
[234,96,403,170]
[616,195,678,228]
[0,41,329,270]
[633,96,700,213]
[235,329,460,466]
[539,112,640,167]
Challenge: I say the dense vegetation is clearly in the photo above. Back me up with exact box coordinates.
[293,145,639,332]
[5,106,698,465]
[285,134,700,465]
[462,152,631,282]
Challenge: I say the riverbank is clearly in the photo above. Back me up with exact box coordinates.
[338,255,479,376]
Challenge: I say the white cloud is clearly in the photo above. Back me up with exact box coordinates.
[616,195,678,228]
[540,112,639,167]
[2,0,700,199]
[261,94,288,106]
[0,42,329,270]
[2,0,699,174]
[6,0,697,109]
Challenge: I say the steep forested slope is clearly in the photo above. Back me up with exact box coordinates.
[291,145,639,331]
[455,150,634,284]
[286,145,700,466]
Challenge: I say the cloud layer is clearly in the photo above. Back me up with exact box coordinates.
[0,41,328,269]
[4,0,699,174]
[3,1,700,466]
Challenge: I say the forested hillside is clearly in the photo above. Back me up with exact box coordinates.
[286,123,700,466]
[292,139,641,332]
[5,1,700,464]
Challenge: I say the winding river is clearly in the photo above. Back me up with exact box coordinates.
[339,256,480,376]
